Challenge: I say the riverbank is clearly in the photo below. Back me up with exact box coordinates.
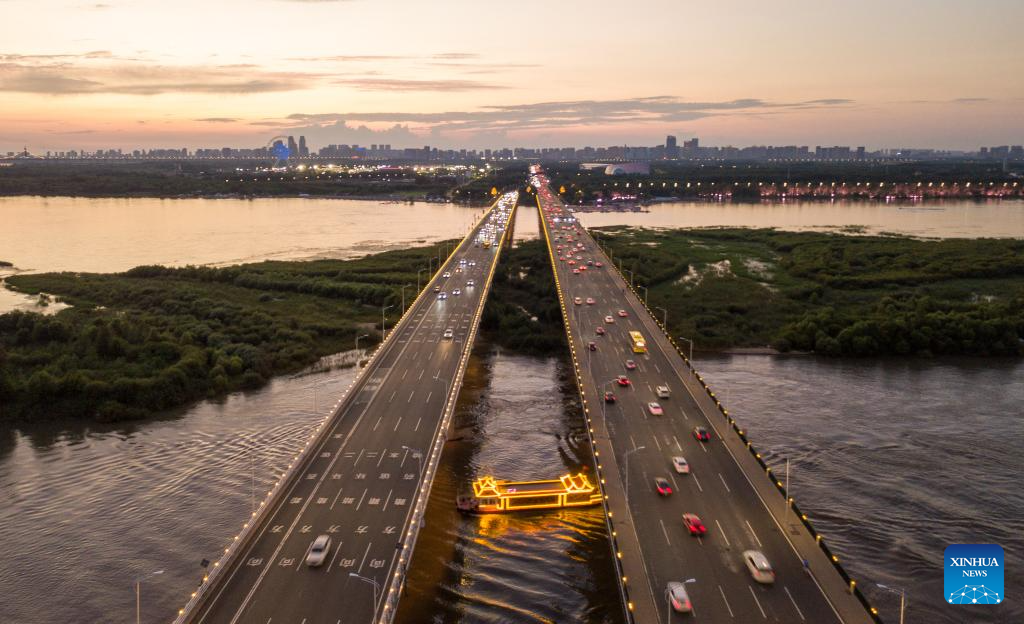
[0,241,455,423]
[595,227,1024,355]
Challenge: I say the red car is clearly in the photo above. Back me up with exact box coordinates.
[625,359,637,370]
[595,262,604,268]
[604,391,616,403]
[616,375,631,387]
[655,477,672,496]
[595,327,606,335]
[682,513,707,536]
[572,269,580,274]
[693,427,711,442]
[617,309,628,317]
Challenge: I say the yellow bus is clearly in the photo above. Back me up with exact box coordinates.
[629,330,647,354]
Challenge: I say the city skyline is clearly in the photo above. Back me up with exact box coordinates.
[2,0,1023,152]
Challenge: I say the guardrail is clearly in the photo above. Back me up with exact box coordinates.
[172,199,506,623]
[589,221,884,623]
[378,193,518,623]
[534,188,636,624]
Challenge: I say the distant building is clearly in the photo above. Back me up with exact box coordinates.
[287,136,298,159]
[298,136,309,158]
[605,162,650,175]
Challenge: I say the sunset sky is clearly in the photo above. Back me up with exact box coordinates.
[1,0,1022,152]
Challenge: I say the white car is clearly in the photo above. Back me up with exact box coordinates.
[667,582,692,613]
[604,315,614,324]
[743,550,775,584]
[469,261,476,267]
[467,279,475,287]
[438,292,447,300]
[306,535,332,567]
[452,289,461,296]
[443,328,454,340]
[656,385,671,399]
[574,297,583,305]
[442,272,451,278]
[648,402,663,416]
[671,456,690,474]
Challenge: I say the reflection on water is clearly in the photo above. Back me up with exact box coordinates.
[698,355,1024,624]
[396,347,621,624]
[576,199,1024,238]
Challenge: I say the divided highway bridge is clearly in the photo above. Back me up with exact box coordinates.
[174,173,881,624]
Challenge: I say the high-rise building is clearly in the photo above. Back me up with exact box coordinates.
[287,136,298,159]
[298,136,309,158]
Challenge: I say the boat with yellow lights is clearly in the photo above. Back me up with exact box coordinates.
[456,473,602,513]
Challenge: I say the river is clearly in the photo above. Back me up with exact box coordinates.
[1,196,1021,623]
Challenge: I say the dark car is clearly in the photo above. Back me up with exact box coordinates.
[655,477,672,496]
[588,341,597,351]
[604,391,616,403]
[693,427,711,442]
[682,513,707,536]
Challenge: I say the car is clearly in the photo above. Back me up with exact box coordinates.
[452,288,461,296]
[654,477,672,496]
[616,375,631,387]
[588,341,597,351]
[625,359,637,370]
[595,262,604,268]
[682,513,707,536]
[617,309,628,317]
[595,326,606,335]
[586,297,595,305]
[455,267,463,273]
[574,297,583,305]
[648,402,663,416]
[671,456,690,474]
[693,427,710,442]
[443,328,454,340]
[667,582,693,613]
[572,268,580,274]
[656,385,671,399]
[559,256,565,261]
[604,315,615,323]
[743,550,776,584]
[469,261,477,267]
[459,259,467,265]
[467,279,475,287]
[306,534,332,567]
[438,292,448,300]
[433,286,440,293]
[587,260,594,266]
[443,272,451,278]
[568,259,576,265]
[603,391,616,403]
[579,265,587,271]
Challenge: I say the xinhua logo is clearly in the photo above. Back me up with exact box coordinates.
[945,544,1004,605]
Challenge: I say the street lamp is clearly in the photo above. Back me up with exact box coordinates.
[665,578,696,624]
[381,304,394,340]
[134,569,164,624]
[349,573,381,618]
[876,583,906,624]
[417,268,428,292]
[625,269,634,287]
[677,335,694,375]
[655,306,668,328]
[623,446,646,509]
[402,445,423,477]
[639,285,649,306]
[355,333,370,354]
[400,283,412,313]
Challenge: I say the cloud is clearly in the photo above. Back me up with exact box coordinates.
[431,53,479,60]
[334,77,506,92]
[195,117,239,123]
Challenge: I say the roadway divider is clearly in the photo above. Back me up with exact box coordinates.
[534,189,639,624]
[173,198,506,624]
[592,228,885,623]
[379,193,518,623]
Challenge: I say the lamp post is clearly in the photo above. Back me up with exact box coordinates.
[134,569,165,624]
[665,578,696,624]
[417,268,428,292]
[678,335,693,375]
[402,445,423,478]
[655,306,668,329]
[876,583,906,624]
[625,268,634,287]
[639,285,649,306]
[349,573,381,619]
[400,283,412,313]
[355,333,369,354]
[623,446,646,509]
[381,304,394,340]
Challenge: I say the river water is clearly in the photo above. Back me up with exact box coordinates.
[1,196,1022,623]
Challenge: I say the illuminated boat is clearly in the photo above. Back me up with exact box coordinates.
[456,473,602,513]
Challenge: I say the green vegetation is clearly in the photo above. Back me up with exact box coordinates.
[481,239,566,355]
[0,242,454,422]
[596,228,1024,356]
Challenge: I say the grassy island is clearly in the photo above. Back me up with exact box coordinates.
[595,228,1024,356]
[0,242,454,422]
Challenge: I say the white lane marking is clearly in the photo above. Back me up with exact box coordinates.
[388,391,396,403]
[748,585,767,619]
[329,487,343,510]
[356,542,373,574]
[425,391,432,403]
[372,416,382,431]
[691,473,704,493]
[715,519,731,546]
[718,472,732,493]
[414,417,422,431]
[745,520,763,548]
[381,488,394,511]
[401,369,407,379]
[327,539,344,571]
[629,434,638,449]
[393,416,402,431]
[784,586,806,621]
[407,391,414,403]
[659,519,672,546]
[718,585,735,618]
[377,449,387,467]
[669,474,679,491]
[418,369,424,380]
[355,488,367,510]
[652,436,661,451]
[700,439,709,453]
[654,363,661,373]
[673,435,682,451]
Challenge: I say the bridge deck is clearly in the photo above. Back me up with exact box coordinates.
[176,193,517,624]
[533,168,876,624]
